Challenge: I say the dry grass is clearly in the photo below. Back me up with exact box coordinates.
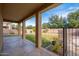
[42,33,59,41]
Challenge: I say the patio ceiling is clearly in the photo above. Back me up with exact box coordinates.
[1,3,59,23]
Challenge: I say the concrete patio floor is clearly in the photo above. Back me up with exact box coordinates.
[2,36,57,56]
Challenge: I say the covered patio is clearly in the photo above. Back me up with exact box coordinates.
[0,3,60,56]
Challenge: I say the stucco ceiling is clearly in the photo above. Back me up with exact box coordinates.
[1,3,59,23]
[2,3,45,22]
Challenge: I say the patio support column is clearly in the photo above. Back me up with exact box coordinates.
[22,20,26,39]
[0,4,3,53]
[18,23,21,36]
[63,28,67,56]
[35,12,41,48]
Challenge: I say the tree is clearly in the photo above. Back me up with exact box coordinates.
[42,23,48,29]
[26,25,33,29]
[48,15,64,28]
[41,9,79,28]
[67,10,79,28]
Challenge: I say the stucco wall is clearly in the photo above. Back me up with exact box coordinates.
[0,4,3,52]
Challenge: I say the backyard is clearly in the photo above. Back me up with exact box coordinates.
[25,3,79,55]
[3,3,79,56]
[25,29,63,55]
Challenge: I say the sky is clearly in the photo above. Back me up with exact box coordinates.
[25,16,35,26]
[25,3,79,26]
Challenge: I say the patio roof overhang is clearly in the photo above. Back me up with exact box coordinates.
[1,3,60,23]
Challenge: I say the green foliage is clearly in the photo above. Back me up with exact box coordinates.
[67,10,79,28]
[48,15,64,28]
[52,42,62,53]
[25,34,50,47]
[42,9,79,28]
[51,37,62,53]
[25,34,62,54]
[25,34,35,43]
[26,25,34,29]
[68,10,79,20]
[42,37,50,47]
[68,19,79,28]
[51,38,62,53]
[42,23,49,29]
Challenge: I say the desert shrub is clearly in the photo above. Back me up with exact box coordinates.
[52,41,62,53]
[42,37,51,47]
[43,29,48,33]
[42,34,60,48]
[49,36,62,53]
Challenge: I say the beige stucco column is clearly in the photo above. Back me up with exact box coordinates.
[22,20,26,39]
[0,4,3,53]
[18,23,21,36]
[35,12,41,48]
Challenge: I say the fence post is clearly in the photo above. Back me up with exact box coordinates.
[63,28,67,56]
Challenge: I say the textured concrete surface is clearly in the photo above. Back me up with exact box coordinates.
[2,36,57,56]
